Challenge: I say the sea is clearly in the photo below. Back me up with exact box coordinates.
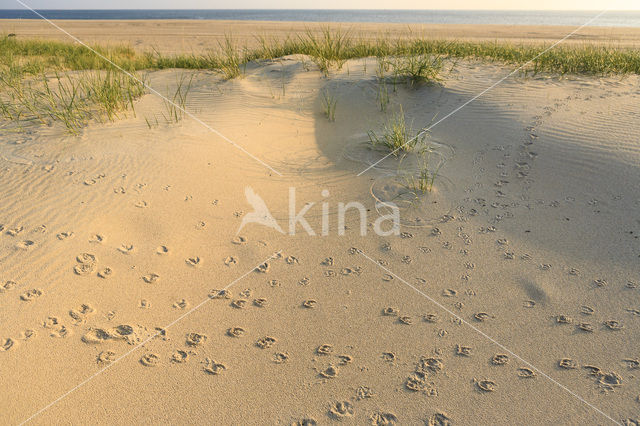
[1,9,640,28]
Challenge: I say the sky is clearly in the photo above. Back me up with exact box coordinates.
[1,0,639,9]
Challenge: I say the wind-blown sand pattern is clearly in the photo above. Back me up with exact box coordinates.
[0,34,640,425]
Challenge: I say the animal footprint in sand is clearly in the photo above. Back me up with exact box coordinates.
[423,313,439,323]
[559,358,579,369]
[418,357,444,373]
[231,236,247,245]
[74,262,95,276]
[224,256,237,266]
[398,316,413,325]
[227,327,245,338]
[140,353,160,367]
[186,333,207,347]
[15,240,36,250]
[355,386,375,400]
[329,401,354,419]
[89,234,105,244]
[69,304,95,325]
[134,200,148,208]
[1,338,16,351]
[268,279,280,287]
[320,364,339,379]
[285,256,299,265]
[209,289,232,299]
[474,312,494,322]
[302,299,317,309]
[0,280,18,293]
[41,315,70,338]
[203,358,226,375]
[19,329,35,340]
[555,314,573,324]
[81,328,113,344]
[117,244,134,255]
[142,273,160,284]
[74,253,96,276]
[273,352,289,364]
[517,368,536,378]
[474,379,497,392]
[185,256,201,267]
[97,268,113,279]
[382,307,399,316]
[598,371,623,390]
[19,288,42,301]
[580,305,595,315]
[172,299,189,309]
[316,344,334,355]
[171,350,190,363]
[337,354,353,365]
[292,419,317,426]
[97,350,116,364]
[256,336,277,349]
[427,412,453,426]
[405,372,431,392]
[456,344,472,357]
[156,245,169,255]
[491,354,509,365]
[255,262,270,273]
[577,322,594,333]
[231,299,248,309]
[7,226,24,236]
[603,320,623,331]
[56,231,74,241]
[370,412,398,425]
[381,352,396,362]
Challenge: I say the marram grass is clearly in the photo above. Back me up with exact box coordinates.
[2,31,640,133]
[2,32,640,77]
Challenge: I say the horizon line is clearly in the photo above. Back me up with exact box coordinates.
[1,8,639,12]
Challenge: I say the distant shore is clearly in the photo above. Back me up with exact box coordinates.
[2,19,640,54]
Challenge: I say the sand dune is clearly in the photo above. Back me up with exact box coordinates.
[0,50,639,425]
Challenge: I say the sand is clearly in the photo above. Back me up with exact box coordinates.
[3,19,640,54]
[1,20,640,426]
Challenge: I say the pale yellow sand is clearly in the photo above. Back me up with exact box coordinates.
[0,23,640,426]
[3,19,640,54]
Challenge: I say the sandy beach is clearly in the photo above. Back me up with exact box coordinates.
[4,19,640,53]
[0,18,639,425]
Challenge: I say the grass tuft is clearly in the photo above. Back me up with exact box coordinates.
[387,54,443,85]
[0,69,145,134]
[161,73,193,124]
[321,89,337,122]
[368,107,425,154]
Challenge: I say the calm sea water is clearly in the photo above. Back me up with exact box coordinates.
[1,9,640,28]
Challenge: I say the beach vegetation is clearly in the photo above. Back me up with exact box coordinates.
[161,73,193,123]
[3,33,640,79]
[321,88,337,122]
[0,68,145,133]
[367,107,425,154]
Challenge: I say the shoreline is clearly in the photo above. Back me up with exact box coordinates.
[2,19,640,53]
